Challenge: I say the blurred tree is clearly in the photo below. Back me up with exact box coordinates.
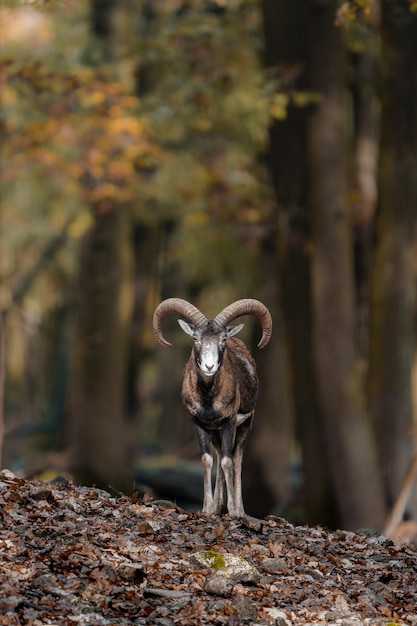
[0,314,4,466]
[368,0,417,516]
[348,6,379,358]
[244,240,294,519]
[70,210,134,491]
[261,0,334,526]
[307,0,386,530]
[0,32,163,473]
[68,0,136,492]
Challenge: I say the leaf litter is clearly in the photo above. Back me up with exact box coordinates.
[0,469,417,625]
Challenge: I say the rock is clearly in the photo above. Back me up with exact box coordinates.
[204,573,234,597]
[232,593,258,620]
[241,514,263,532]
[116,562,146,583]
[263,607,292,625]
[192,550,260,584]
[29,488,56,503]
[260,557,286,573]
[0,469,17,480]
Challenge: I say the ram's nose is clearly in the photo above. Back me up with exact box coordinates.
[201,361,217,377]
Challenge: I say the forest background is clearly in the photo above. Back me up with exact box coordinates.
[0,0,416,534]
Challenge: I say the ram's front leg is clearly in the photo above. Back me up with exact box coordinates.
[212,434,225,514]
[220,419,239,517]
[193,423,215,514]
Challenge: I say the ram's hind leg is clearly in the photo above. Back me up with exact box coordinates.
[233,411,254,517]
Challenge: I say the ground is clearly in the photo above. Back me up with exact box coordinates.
[0,469,416,625]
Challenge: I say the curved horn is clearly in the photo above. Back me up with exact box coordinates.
[153,298,207,347]
[214,299,272,348]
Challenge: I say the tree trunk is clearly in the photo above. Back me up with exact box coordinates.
[244,240,294,519]
[261,0,334,526]
[368,0,417,514]
[350,48,378,359]
[308,0,386,530]
[71,210,134,492]
[0,313,4,467]
[66,0,138,492]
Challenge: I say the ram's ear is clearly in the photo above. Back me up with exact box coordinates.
[226,323,244,338]
[178,319,195,337]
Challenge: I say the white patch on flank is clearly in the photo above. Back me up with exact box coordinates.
[236,412,251,426]
[235,351,256,383]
